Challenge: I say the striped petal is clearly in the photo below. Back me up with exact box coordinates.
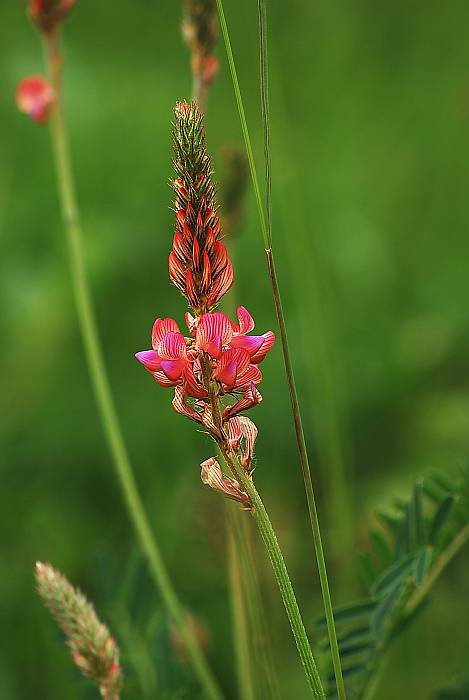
[236,306,255,334]
[157,331,187,360]
[212,348,250,390]
[196,312,233,359]
[152,318,181,349]
[223,384,263,420]
[250,331,275,364]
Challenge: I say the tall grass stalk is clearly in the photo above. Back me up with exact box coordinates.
[227,509,256,700]
[215,0,346,697]
[269,51,355,587]
[42,32,223,700]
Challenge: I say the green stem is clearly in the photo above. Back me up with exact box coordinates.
[405,524,469,617]
[215,0,346,697]
[43,34,223,700]
[221,448,326,699]
[227,506,256,700]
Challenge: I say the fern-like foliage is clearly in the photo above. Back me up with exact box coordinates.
[315,468,469,700]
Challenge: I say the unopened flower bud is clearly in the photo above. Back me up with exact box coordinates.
[29,0,76,34]
[16,75,55,124]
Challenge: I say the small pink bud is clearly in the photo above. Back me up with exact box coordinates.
[16,76,55,124]
[202,56,219,86]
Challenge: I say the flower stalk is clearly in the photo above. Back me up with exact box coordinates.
[136,100,325,698]
[20,11,223,699]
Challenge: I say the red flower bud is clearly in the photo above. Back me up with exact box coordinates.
[16,75,55,124]
[29,0,76,34]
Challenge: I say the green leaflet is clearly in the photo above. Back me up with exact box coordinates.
[315,468,469,699]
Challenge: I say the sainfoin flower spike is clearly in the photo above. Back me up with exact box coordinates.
[16,75,55,124]
[35,562,122,700]
[136,101,274,498]
[136,102,327,696]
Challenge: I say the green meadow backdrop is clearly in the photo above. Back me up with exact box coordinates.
[1,1,469,697]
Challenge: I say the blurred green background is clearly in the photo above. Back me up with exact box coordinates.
[1,1,469,698]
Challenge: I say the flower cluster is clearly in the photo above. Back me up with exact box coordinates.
[29,0,76,34]
[36,562,122,700]
[136,101,275,504]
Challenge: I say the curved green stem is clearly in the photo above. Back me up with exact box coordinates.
[42,33,223,700]
[215,0,346,697]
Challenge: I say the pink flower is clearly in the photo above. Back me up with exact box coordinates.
[195,307,275,365]
[230,306,275,364]
[136,318,188,386]
[136,317,207,397]
[16,76,55,124]
[212,348,262,391]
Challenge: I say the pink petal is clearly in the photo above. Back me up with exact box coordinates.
[223,384,263,420]
[152,318,181,349]
[233,365,262,390]
[135,350,162,373]
[230,334,265,355]
[196,312,233,358]
[153,370,179,388]
[227,416,243,449]
[160,359,186,381]
[212,348,250,390]
[236,306,255,334]
[183,366,208,399]
[250,331,275,364]
[158,331,187,360]
[172,386,202,423]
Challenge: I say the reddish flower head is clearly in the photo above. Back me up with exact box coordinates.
[29,0,76,33]
[16,75,55,124]
[136,101,275,494]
